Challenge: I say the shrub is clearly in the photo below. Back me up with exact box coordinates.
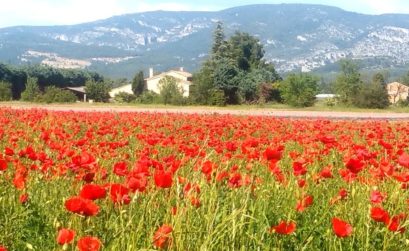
[37,86,77,103]
[279,73,318,107]
[0,81,12,101]
[114,92,137,103]
[138,91,161,104]
[208,89,226,106]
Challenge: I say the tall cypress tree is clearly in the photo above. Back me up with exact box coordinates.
[132,70,145,96]
[212,21,225,57]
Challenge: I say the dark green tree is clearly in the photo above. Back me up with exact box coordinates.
[0,81,12,101]
[213,58,240,104]
[212,21,225,56]
[131,70,145,96]
[37,86,77,103]
[21,77,41,102]
[85,80,112,102]
[354,72,390,109]
[280,73,318,107]
[334,60,362,105]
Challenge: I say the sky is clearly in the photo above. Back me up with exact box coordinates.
[2,0,409,28]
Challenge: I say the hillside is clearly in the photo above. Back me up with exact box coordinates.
[1,4,409,78]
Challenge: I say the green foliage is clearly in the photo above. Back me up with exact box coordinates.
[334,60,362,105]
[191,62,215,105]
[131,71,145,96]
[36,86,77,103]
[114,92,137,103]
[208,89,226,106]
[213,59,241,104]
[138,90,161,104]
[158,76,185,105]
[20,77,41,102]
[0,81,12,101]
[0,63,27,99]
[257,82,282,104]
[353,73,390,109]
[194,22,281,105]
[279,73,318,107]
[85,80,112,102]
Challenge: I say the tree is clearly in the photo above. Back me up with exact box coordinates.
[213,58,240,104]
[85,80,112,102]
[280,73,318,107]
[158,76,184,105]
[0,81,12,101]
[212,21,225,56]
[131,71,145,96]
[354,72,389,109]
[191,62,215,105]
[21,77,41,102]
[226,32,265,71]
[334,60,362,105]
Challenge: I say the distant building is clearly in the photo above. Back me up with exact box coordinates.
[146,67,193,97]
[387,82,409,104]
[109,67,193,98]
[109,84,133,98]
[65,86,87,102]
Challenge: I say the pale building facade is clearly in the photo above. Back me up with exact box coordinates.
[387,82,409,104]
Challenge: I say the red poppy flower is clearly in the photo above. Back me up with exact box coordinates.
[346,158,364,174]
[370,207,390,224]
[57,228,76,245]
[0,159,7,171]
[263,147,282,161]
[398,152,409,168]
[77,236,101,251]
[293,161,307,176]
[387,214,406,233]
[113,161,128,176]
[127,174,148,192]
[80,184,107,200]
[109,183,130,204]
[0,246,7,251]
[19,193,29,204]
[154,171,173,188]
[153,224,173,249]
[332,217,353,238]
[270,220,296,235]
[65,196,99,216]
[370,190,385,204]
[296,195,313,212]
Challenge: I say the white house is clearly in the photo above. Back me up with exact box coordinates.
[109,67,193,98]
[146,67,193,97]
[387,82,409,104]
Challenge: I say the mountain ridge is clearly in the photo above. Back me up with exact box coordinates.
[1,4,409,78]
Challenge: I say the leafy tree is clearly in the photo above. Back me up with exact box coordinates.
[0,81,12,101]
[280,73,318,107]
[213,58,240,104]
[354,73,389,109]
[85,80,112,102]
[226,32,264,71]
[131,71,145,96]
[0,63,27,99]
[21,77,41,102]
[37,86,77,103]
[191,62,215,105]
[158,76,184,105]
[334,60,362,105]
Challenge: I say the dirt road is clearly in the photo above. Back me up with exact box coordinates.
[1,103,409,120]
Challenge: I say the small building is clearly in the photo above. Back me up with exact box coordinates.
[146,67,193,97]
[315,94,337,100]
[387,82,409,104]
[65,86,87,102]
[108,67,193,99]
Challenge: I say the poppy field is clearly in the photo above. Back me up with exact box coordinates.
[1,108,409,250]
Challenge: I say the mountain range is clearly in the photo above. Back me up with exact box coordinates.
[1,4,409,79]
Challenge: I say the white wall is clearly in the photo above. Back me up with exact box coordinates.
[109,84,133,98]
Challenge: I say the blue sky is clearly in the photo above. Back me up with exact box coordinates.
[1,0,409,28]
